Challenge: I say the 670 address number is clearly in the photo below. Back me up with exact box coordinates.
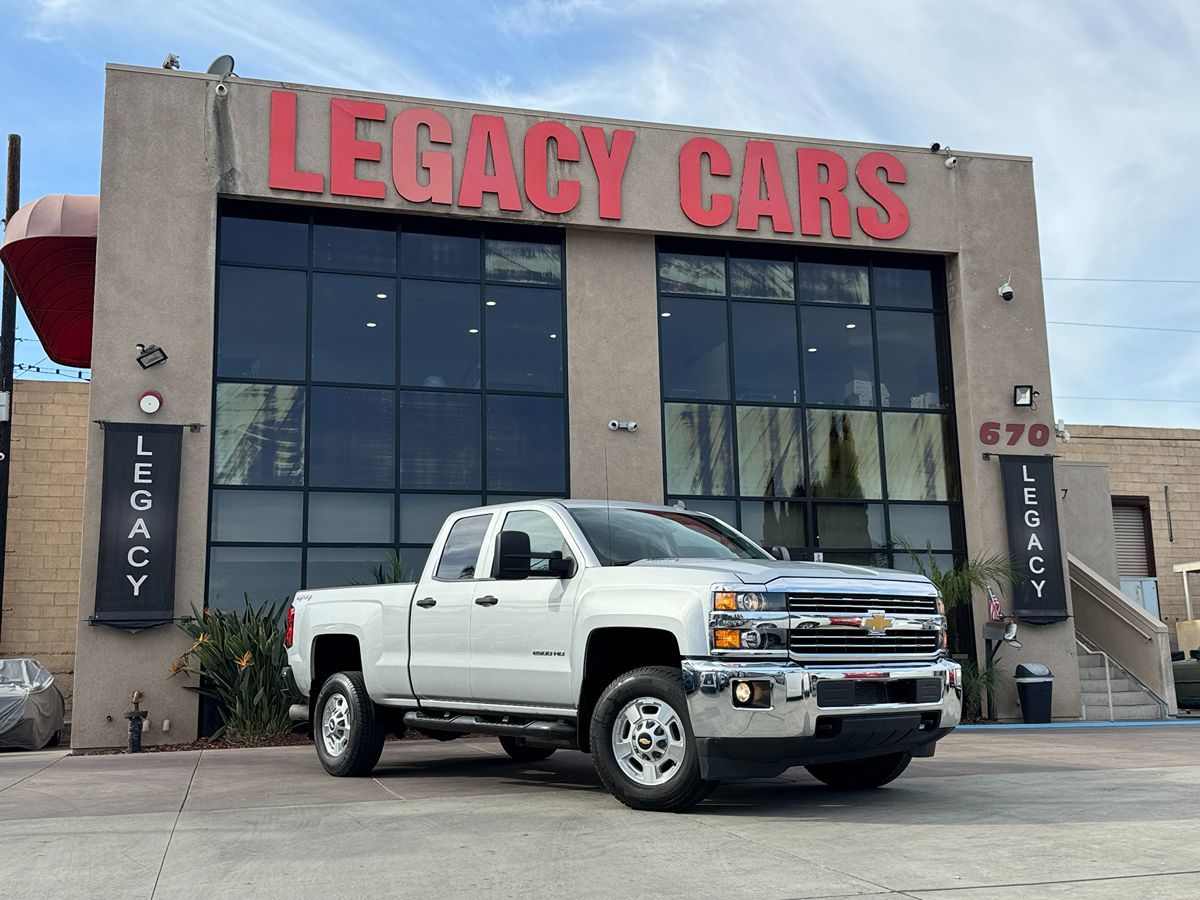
[979,421,1051,447]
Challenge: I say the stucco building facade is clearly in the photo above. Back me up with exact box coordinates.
[4,63,1094,746]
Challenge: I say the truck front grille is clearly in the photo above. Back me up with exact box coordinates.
[789,629,940,656]
[787,594,938,616]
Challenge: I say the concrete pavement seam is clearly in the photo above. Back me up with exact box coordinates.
[149,747,203,899]
[897,867,1200,894]
[0,751,69,795]
[687,813,910,898]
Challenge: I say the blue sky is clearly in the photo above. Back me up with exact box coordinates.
[2,0,1198,426]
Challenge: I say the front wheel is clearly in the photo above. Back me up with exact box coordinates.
[805,752,912,790]
[590,666,717,812]
[313,671,386,777]
[498,736,556,762]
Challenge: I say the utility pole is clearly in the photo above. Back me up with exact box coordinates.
[0,134,20,643]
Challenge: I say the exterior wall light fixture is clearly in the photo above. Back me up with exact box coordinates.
[136,343,168,369]
[1013,385,1039,408]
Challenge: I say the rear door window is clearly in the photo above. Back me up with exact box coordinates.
[435,514,492,580]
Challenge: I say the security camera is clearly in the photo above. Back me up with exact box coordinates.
[944,156,958,169]
[214,82,228,97]
[930,142,941,153]
[626,421,638,433]
[608,420,637,432]
[608,420,619,431]
[998,281,1014,301]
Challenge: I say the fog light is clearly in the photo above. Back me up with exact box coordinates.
[732,679,772,709]
[734,681,752,704]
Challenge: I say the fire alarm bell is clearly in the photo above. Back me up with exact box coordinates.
[139,390,163,414]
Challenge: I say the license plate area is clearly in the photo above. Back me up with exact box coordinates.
[816,677,942,708]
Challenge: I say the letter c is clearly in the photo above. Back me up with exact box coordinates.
[128,546,150,568]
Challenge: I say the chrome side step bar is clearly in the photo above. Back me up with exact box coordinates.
[402,711,577,747]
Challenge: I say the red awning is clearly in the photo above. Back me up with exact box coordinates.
[0,194,98,368]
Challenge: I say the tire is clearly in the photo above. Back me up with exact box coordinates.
[498,736,556,762]
[805,752,912,790]
[313,671,386,777]
[590,666,717,812]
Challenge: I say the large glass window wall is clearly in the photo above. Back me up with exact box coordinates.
[207,203,567,611]
[659,240,963,569]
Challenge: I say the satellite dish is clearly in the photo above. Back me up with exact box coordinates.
[206,55,236,77]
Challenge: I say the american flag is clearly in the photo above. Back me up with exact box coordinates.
[987,585,1003,621]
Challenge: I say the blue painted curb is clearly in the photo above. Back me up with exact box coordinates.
[958,719,1200,730]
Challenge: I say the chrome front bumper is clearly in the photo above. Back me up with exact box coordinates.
[681,657,962,779]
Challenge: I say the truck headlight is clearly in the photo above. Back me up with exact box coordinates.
[713,590,786,612]
[935,594,946,616]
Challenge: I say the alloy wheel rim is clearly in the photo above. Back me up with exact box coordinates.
[321,693,351,757]
[611,695,687,786]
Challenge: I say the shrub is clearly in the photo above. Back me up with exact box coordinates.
[170,597,291,742]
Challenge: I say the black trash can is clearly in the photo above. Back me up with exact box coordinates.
[1014,663,1053,724]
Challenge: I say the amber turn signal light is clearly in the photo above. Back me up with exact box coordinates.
[714,591,738,611]
[713,628,742,649]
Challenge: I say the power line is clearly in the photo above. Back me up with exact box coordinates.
[1044,276,1200,285]
[14,362,89,381]
[1057,395,1200,404]
[1048,320,1200,335]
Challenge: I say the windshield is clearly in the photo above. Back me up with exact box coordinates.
[569,507,770,565]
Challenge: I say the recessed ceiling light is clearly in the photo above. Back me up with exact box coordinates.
[807,347,818,353]
[486,300,497,307]
[366,322,378,328]
[468,328,480,334]
[376,293,388,300]
[660,311,672,318]
[549,333,557,339]
[845,323,857,329]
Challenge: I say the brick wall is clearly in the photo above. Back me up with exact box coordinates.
[0,379,90,698]
[1061,424,1200,635]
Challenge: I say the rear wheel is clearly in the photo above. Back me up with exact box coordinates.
[313,671,385,777]
[590,666,717,812]
[805,752,912,790]
[498,736,556,762]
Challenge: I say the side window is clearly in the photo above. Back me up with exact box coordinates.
[435,514,492,580]
[502,510,571,574]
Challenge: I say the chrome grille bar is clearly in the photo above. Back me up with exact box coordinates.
[787,594,939,616]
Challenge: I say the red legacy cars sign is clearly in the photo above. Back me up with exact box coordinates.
[268,90,909,240]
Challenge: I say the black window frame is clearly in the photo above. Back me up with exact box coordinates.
[655,237,964,570]
[206,200,570,610]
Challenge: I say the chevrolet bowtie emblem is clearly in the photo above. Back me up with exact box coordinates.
[863,613,893,634]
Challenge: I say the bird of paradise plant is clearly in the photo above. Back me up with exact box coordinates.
[171,597,291,741]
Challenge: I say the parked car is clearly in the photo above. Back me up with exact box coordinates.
[0,659,65,750]
[1172,650,1200,709]
[284,500,961,811]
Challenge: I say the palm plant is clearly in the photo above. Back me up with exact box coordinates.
[901,542,1018,721]
[350,551,411,585]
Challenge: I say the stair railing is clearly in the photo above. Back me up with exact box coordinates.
[1075,638,1114,721]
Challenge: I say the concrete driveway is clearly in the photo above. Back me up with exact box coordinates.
[2,724,1199,899]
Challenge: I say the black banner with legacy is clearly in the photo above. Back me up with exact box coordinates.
[999,454,1068,625]
[92,423,183,629]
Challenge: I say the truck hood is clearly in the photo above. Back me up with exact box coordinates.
[627,557,931,587]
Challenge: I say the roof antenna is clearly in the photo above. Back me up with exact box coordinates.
[604,442,613,564]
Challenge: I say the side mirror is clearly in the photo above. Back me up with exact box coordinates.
[495,532,577,580]
[496,530,531,580]
[546,551,577,579]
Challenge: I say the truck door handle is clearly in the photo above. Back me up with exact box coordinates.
[416,597,437,608]
[474,595,499,607]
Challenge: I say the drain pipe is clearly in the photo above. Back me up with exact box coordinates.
[125,690,147,752]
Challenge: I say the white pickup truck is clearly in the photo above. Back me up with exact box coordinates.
[284,499,961,811]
